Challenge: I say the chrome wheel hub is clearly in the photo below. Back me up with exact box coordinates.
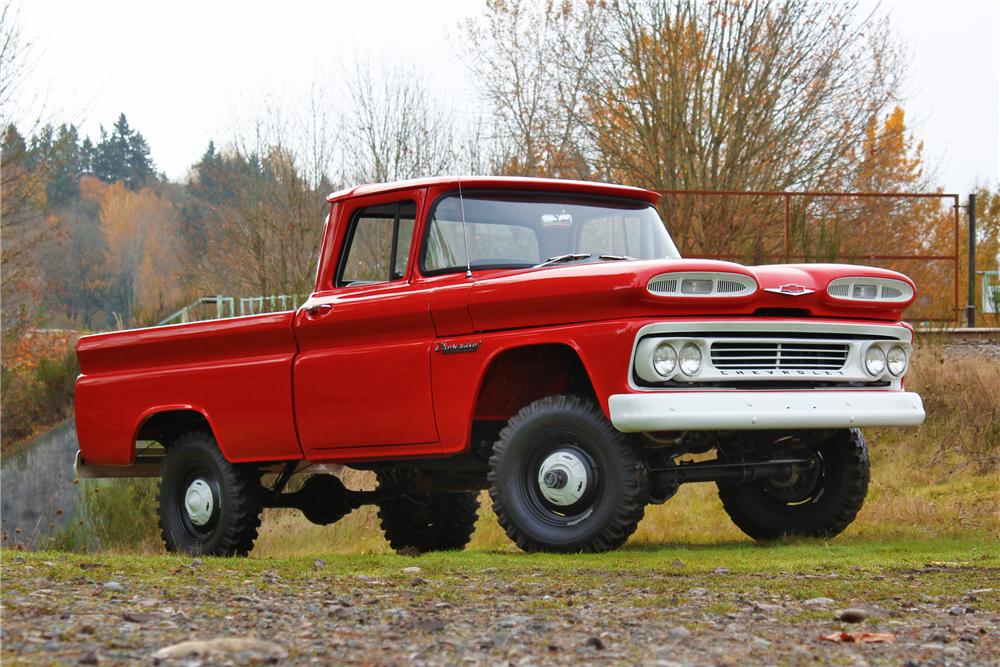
[537,450,589,506]
[184,479,214,526]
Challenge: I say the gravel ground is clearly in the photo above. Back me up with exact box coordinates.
[1,549,997,666]
[935,339,1000,361]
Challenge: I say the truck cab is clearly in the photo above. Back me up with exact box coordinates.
[75,177,924,555]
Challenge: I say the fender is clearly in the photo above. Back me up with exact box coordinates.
[430,319,640,456]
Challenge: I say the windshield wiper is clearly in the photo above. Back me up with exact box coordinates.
[598,254,636,261]
[534,253,592,268]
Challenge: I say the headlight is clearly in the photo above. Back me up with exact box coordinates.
[864,345,887,376]
[852,283,878,299]
[886,345,908,376]
[681,278,714,294]
[679,343,703,376]
[651,342,677,377]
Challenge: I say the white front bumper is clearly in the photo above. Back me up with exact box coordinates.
[608,391,925,432]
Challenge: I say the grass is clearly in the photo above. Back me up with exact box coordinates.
[5,536,996,666]
[4,535,997,600]
[34,341,1000,556]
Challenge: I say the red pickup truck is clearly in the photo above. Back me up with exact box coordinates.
[75,176,925,556]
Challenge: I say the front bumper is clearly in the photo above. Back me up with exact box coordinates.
[608,390,925,432]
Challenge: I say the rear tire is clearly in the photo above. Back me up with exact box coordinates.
[717,428,870,541]
[377,491,480,554]
[158,431,262,556]
[488,395,647,553]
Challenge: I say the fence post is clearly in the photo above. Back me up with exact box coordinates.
[967,193,976,328]
[783,194,791,262]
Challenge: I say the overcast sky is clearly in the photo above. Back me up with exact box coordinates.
[13,0,1000,193]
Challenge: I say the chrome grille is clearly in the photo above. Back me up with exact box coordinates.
[716,279,745,293]
[648,277,678,293]
[710,341,849,371]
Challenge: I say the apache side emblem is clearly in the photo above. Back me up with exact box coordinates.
[764,283,814,296]
[435,341,482,355]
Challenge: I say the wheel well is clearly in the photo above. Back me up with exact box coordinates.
[473,344,596,423]
[135,409,213,447]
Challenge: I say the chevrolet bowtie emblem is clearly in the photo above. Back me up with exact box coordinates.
[764,283,814,296]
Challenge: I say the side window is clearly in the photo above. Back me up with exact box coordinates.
[338,201,417,286]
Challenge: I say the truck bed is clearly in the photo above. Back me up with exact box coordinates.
[75,312,302,465]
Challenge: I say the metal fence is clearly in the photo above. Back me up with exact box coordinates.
[157,294,307,327]
[655,190,962,324]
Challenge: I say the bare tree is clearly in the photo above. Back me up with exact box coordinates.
[196,89,339,298]
[1,2,54,334]
[341,62,457,184]
[0,0,38,129]
[464,0,604,178]
[588,1,903,191]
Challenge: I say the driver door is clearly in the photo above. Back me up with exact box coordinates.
[293,192,440,456]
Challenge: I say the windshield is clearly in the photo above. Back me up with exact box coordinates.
[422,193,680,274]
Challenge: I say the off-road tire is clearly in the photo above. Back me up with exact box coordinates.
[717,428,870,541]
[488,395,647,553]
[158,430,262,556]
[377,491,479,554]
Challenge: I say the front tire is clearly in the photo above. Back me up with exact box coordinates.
[717,428,870,541]
[488,395,647,553]
[158,431,262,556]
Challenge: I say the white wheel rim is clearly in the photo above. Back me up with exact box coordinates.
[184,479,214,526]
[537,450,589,506]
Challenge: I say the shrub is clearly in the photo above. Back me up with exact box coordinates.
[1,347,79,448]
[46,479,161,552]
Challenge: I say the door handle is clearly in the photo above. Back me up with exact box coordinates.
[304,303,332,317]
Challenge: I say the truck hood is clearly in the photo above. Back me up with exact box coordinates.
[466,259,916,332]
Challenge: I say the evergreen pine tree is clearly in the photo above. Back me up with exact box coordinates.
[92,113,156,189]
[92,124,125,184]
[80,137,94,175]
[46,124,83,206]
[27,124,54,172]
[125,124,155,189]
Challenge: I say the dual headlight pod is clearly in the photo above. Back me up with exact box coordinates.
[647,272,757,298]
[864,342,910,377]
[651,340,703,379]
[827,277,914,303]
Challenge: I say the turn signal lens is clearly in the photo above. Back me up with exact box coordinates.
[651,342,677,377]
[887,345,908,376]
[864,345,887,376]
[679,343,703,376]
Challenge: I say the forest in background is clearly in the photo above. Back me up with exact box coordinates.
[1,0,998,445]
